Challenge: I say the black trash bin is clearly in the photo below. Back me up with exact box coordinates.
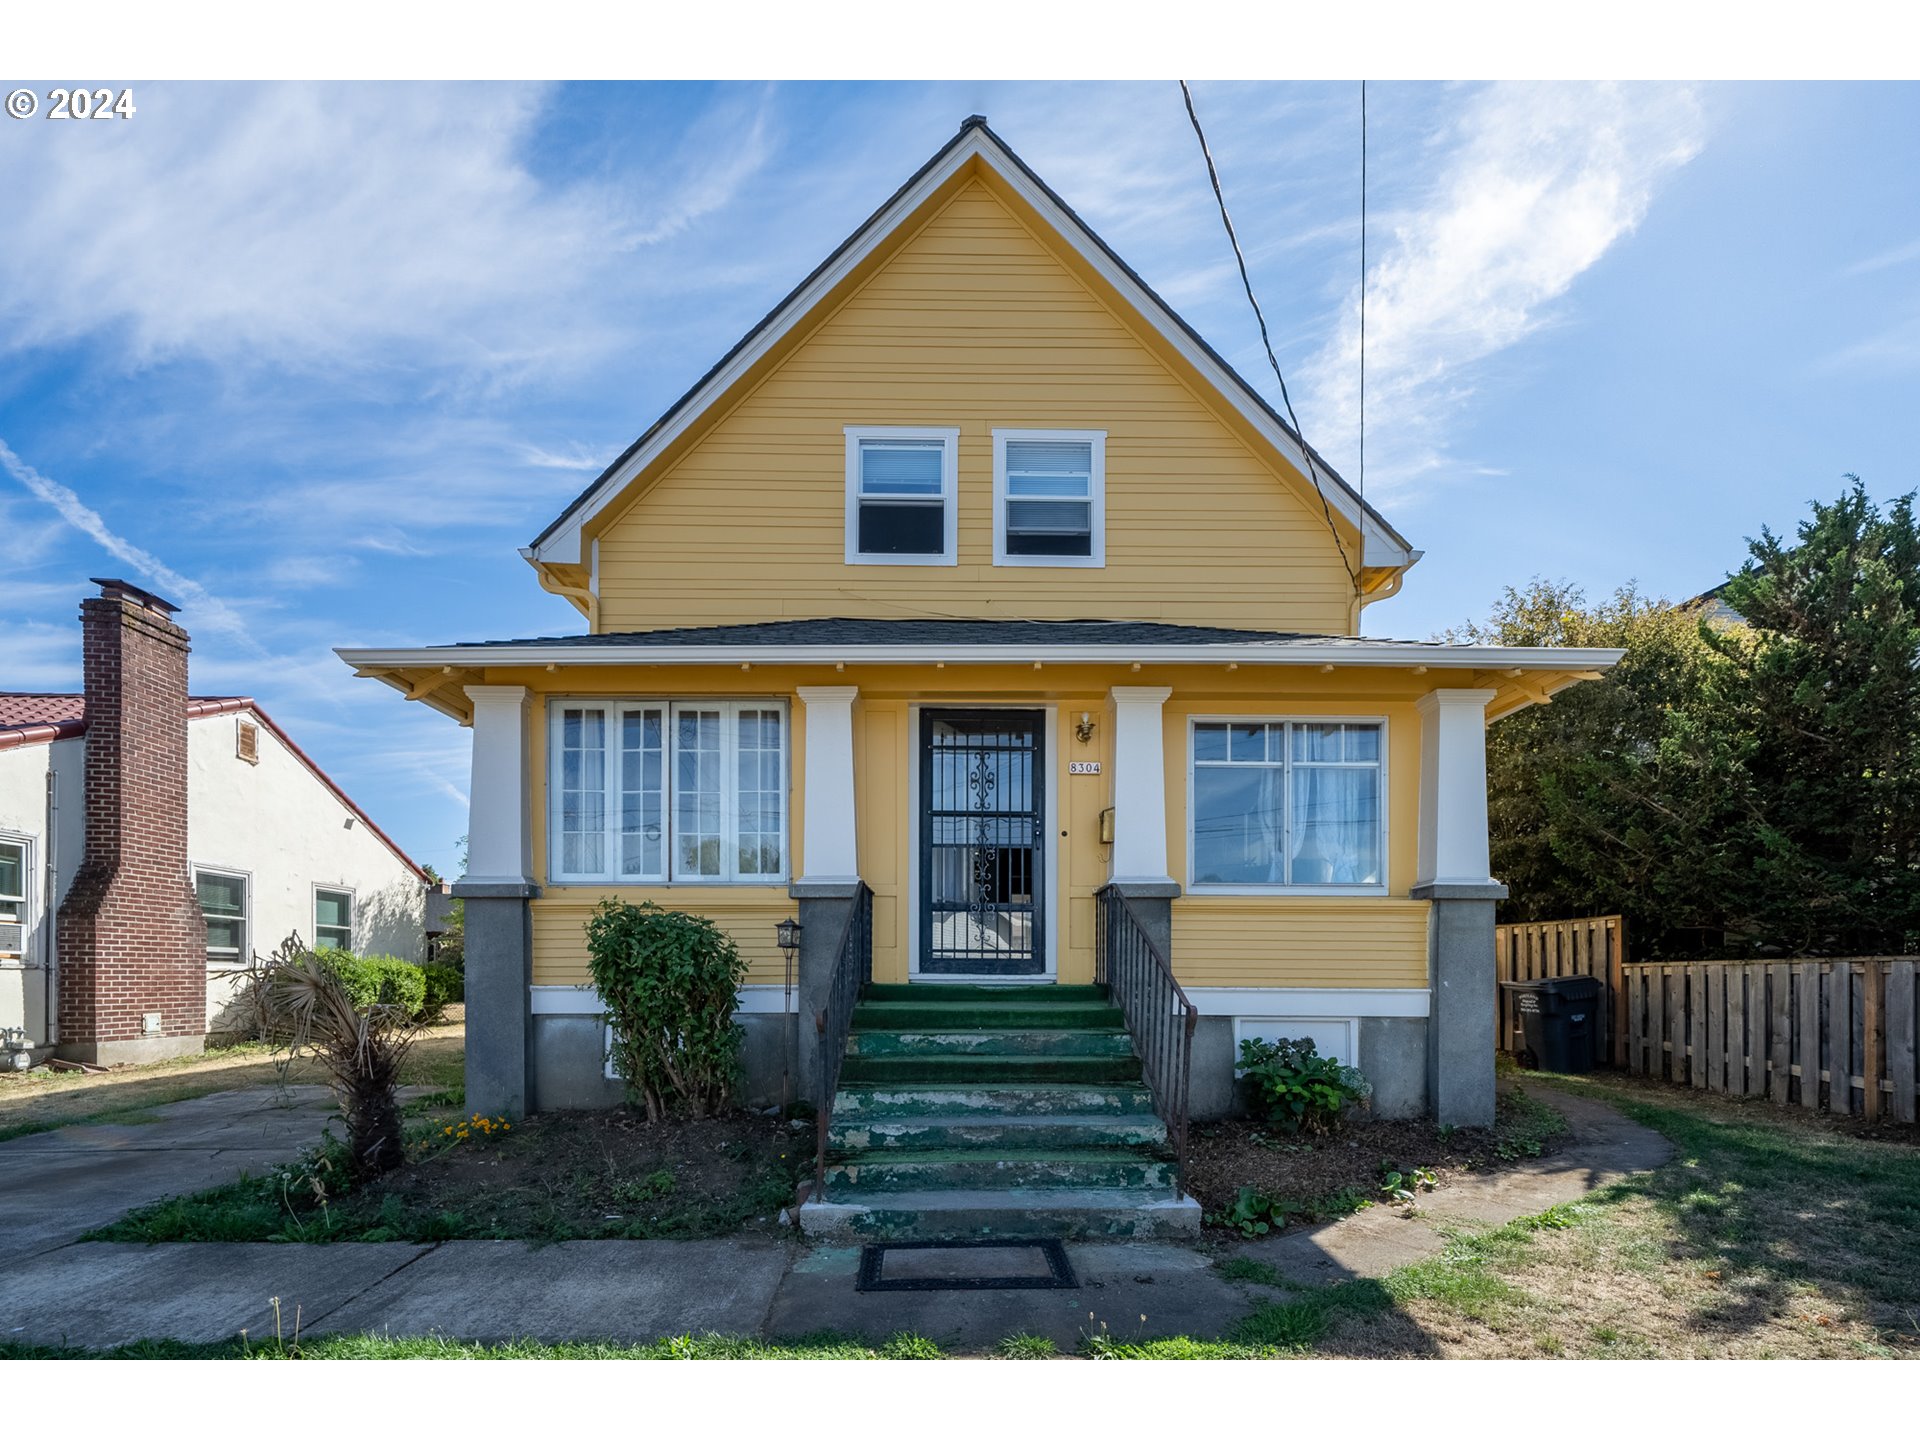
[1501,975,1602,1073]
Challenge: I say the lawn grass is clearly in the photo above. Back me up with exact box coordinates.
[0,1023,466,1142]
[1300,1070,1920,1358]
[0,1331,949,1361]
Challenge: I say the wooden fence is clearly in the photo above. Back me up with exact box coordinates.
[1495,915,1627,1068]
[1622,958,1920,1123]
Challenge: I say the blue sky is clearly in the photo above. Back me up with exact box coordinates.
[3,79,1918,875]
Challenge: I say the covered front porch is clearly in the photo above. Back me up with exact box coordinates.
[339,619,1618,1139]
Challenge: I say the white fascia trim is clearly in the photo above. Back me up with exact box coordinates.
[531,984,792,1017]
[1186,987,1431,1019]
[337,642,1625,672]
[529,128,1414,570]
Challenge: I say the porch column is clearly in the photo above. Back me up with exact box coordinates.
[791,686,861,1101]
[455,685,537,1119]
[1107,686,1176,889]
[1412,688,1505,1129]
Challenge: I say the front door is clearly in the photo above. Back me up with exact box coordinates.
[920,709,1046,976]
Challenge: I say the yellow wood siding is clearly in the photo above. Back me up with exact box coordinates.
[1171,898,1430,989]
[590,178,1355,635]
[531,888,793,987]
[510,663,1435,994]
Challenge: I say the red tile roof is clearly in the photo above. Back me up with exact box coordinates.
[0,692,427,881]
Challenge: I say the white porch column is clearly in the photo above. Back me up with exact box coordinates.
[464,685,533,885]
[1414,688,1499,888]
[795,686,859,885]
[1108,685,1175,887]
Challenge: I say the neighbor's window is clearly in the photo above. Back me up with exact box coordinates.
[196,870,248,965]
[314,887,354,951]
[550,700,787,884]
[993,429,1104,565]
[1190,721,1383,888]
[0,840,26,961]
[845,427,958,564]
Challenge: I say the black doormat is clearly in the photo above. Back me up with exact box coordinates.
[856,1238,1078,1292]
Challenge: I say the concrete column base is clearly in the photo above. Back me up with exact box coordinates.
[1415,881,1506,1129]
[1102,880,1179,961]
[455,881,538,1118]
[790,881,861,1107]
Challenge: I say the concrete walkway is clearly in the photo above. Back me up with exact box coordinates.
[0,1086,1673,1353]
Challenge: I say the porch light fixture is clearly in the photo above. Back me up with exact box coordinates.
[1075,712,1096,744]
[777,917,802,1115]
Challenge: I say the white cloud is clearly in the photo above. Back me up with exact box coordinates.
[0,83,776,383]
[0,437,261,648]
[1300,82,1704,495]
[1845,237,1920,277]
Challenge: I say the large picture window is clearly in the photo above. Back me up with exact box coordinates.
[550,700,788,884]
[1190,720,1384,889]
[844,427,958,565]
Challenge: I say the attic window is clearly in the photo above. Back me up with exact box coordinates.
[845,427,958,565]
[994,430,1104,566]
[236,719,259,765]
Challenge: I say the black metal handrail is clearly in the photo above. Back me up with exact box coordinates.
[1095,885,1197,1195]
[813,882,874,1195]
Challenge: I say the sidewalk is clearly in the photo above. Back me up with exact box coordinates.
[0,1087,1672,1353]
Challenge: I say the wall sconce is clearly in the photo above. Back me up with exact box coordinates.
[1075,712,1097,744]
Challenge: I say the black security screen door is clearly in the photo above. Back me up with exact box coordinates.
[921,710,1045,976]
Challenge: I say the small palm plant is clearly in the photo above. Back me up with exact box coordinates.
[246,938,420,1179]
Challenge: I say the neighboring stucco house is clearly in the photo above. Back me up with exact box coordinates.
[2,579,428,1067]
[340,118,1617,1235]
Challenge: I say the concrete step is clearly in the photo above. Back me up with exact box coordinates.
[845,1028,1136,1059]
[832,1083,1158,1119]
[821,1148,1177,1196]
[839,1052,1142,1086]
[797,1186,1202,1241]
[828,1112,1168,1153]
[861,983,1110,1003]
[851,1000,1126,1032]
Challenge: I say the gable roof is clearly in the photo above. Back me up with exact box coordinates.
[527,115,1415,579]
[0,692,428,883]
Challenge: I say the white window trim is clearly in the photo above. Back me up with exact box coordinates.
[193,864,253,968]
[312,882,356,952]
[991,427,1105,568]
[546,698,791,887]
[1185,714,1391,896]
[0,833,31,967]
[844,425,959,566]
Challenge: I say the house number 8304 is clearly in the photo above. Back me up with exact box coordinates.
[1068,761,1102,776]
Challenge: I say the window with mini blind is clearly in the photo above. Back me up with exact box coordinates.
[1189,720,1385,890]
[844,427,958,564]
[0,839,26,962]
[195,869,248,965]
[993,429,1104,566]
[549,700,788,884]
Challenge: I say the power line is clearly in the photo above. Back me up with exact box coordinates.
[1360,79,1368,509]
[1178,80,1359,595]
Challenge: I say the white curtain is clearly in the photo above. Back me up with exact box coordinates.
[1290,767,1378,884]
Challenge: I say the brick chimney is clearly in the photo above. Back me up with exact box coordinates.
[55,579,207,1064]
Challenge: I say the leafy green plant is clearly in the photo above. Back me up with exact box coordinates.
[313,948,428,1017]
[1213,1187,1298,1237]
[1235,1036,1372,1133]
[419,962,464,1021]
[1379,1163,1438,1204]
[585,900,748,1120]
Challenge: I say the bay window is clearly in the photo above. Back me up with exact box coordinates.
[550,700,788,884]
[1190,720,1384,889]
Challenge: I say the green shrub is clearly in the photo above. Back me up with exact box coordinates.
[1235,1036,1372,1133]
[314,948,428,1017]
[584,900,748,1120]
[420,962,464,1020]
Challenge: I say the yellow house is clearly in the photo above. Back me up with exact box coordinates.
[341,118,1616,1238]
